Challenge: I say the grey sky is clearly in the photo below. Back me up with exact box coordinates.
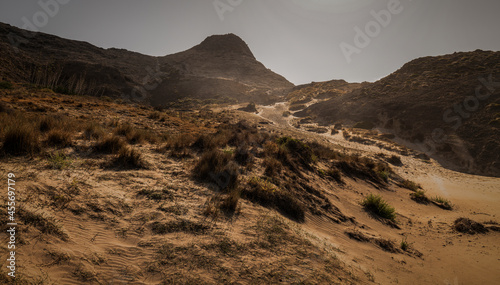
[1,0,499,85]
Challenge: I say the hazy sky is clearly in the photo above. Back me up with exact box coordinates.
[1,0,499,85]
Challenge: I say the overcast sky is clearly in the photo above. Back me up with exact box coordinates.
[1,0,499,85]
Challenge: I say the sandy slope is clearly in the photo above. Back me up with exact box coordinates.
[245,102,500,285]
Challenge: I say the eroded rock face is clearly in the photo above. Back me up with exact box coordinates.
[297,51,500,177]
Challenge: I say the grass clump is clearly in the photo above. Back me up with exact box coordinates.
[193,149,238,192]
[164,134,197,158]
[1,124,41,156]
[277,136,315,165]
[38,115,59,133]
[203,189,241,219]
[112,146,147,169]
[47,152,72,170]
[410,190,430,204]
[400,237,409,251]
[401,179,421,191]
[432,196,453,210]
[263,157,282,177]
[410,190,429,204]
[335,155,392,184]
[361,194,396,222]
[94,135,127,154]
[243,177,305,222]
[83,123,105,140]
[47,129,73,147]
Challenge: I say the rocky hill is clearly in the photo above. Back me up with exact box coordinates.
[297,51,500,177]
[0,22,293,105]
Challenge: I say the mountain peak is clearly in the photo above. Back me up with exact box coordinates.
[193,33,255,58]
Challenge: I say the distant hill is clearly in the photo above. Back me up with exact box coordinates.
[297,51,500,177]
[0,22,293,105]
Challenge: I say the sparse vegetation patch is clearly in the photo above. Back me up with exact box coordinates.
[361,194,396,222]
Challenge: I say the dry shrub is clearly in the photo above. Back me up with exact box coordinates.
[234,145,252,166]
[327,167,343,183]
[334,155,392,184]
[164,134,196,158]
[203,189,241,219]
[263,157,282,177]
[243,177,305,222]
[114,123,135,137]
[220,189,241,213]
[1,123,41,156]
[114,123,155,144]
[410,190,429,204]
[83,123,105,140]
[94,135,127,154]
[453,218,488,234]
[401,179,421,191]
[47,129,73,147]
[39,115,59,133]
[193,149,238,192]
[112,146,147,169]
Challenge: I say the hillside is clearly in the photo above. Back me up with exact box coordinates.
[1,87,499,284]
[296,51,500,177]
[0,23,293,106]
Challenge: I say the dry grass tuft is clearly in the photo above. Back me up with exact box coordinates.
[243,177,305,222]
[94,135,127,154]
[1,123,41,156]
[111,146,147,169]
[410,190,430,204]
[47,129,73,147]
[193,149,239,191]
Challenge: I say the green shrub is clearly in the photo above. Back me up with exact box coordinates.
[361,194,396,221]
[400,237,409,251]
[410,190,429,204]
[432,196,453,210]
[47,152,72,170]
